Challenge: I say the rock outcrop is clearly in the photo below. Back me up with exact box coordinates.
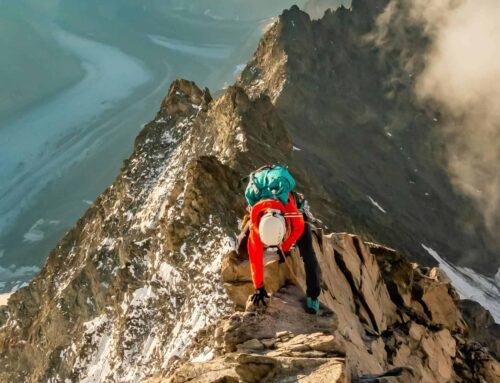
[459,299,500,359]
[160,230,499,383]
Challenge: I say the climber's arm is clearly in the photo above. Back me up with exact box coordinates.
[281,194,305,252]
[248,225,265,288]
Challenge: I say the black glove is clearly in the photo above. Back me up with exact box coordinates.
[277,248,286,264]
[277,248,292,264]
[251,287,269,306]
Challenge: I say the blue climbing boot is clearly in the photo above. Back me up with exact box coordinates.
[306,297,320,314]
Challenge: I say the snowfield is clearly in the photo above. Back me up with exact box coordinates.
[422,244,500,322]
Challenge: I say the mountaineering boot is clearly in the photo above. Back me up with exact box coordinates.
[306,297,320,314]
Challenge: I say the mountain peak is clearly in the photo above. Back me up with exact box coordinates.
[160,79,212,117]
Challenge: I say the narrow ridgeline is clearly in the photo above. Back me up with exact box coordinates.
[160,231,499,383]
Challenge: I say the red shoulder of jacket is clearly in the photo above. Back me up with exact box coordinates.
[250,199,286,223]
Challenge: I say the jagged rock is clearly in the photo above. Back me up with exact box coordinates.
[221,250,291,309]
[415,274,467,332]
[0,78,295,382]
[260,338,277,349]
[239,1,500,279]
[357,367,417,383]
[237,338,265,352]
[163,360,238,383]
[218,230,499,382]
[223,286,338,353]
[235,354,279,382]
[460,299,500,358]
[164,285,348,383]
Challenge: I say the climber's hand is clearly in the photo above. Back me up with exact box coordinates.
[277,247,286,264]
[251,287,269,306]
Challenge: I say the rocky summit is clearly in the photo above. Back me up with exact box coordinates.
[0,2,499,383]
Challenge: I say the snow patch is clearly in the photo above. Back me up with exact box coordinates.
[191,348,214,363]
[367,196,387,214]
[235,133,244,143]
[130,286,156,307]
[422,244,500,323]
[233,64,246,76]
[0,293,11,306]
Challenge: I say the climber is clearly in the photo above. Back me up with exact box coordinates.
[241,164,321,314]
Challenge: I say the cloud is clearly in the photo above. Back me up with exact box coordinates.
[374,0,500,234]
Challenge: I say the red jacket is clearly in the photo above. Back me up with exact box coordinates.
[247,193,305,288]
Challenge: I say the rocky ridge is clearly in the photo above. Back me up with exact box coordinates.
[0,80,300,382]
[0,2,499,383]
[155,231,499,382]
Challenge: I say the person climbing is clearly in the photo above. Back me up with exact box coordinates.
[241,164,321,314]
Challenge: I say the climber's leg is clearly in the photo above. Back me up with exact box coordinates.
[296,221,321,300]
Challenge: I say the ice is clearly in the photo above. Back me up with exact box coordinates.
[422,244,500,322]
[23,219,46,243]
[233,64,246,76]
[235,133,245,143]
[367,195,387,214]
[0,29,150,238]
[149,35,233,60]
[0,265,40,281]
[191,348,214,363]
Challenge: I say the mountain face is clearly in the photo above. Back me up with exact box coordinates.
[237,2,500,276]
[0,80,296,382]
[0,1,499,382]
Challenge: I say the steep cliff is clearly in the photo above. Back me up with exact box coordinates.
[237,1,500,276]
[0,2,499,383]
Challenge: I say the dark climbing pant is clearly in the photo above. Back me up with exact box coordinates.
[296,222,321,300]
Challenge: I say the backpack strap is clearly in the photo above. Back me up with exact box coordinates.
[249,172,259,194]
